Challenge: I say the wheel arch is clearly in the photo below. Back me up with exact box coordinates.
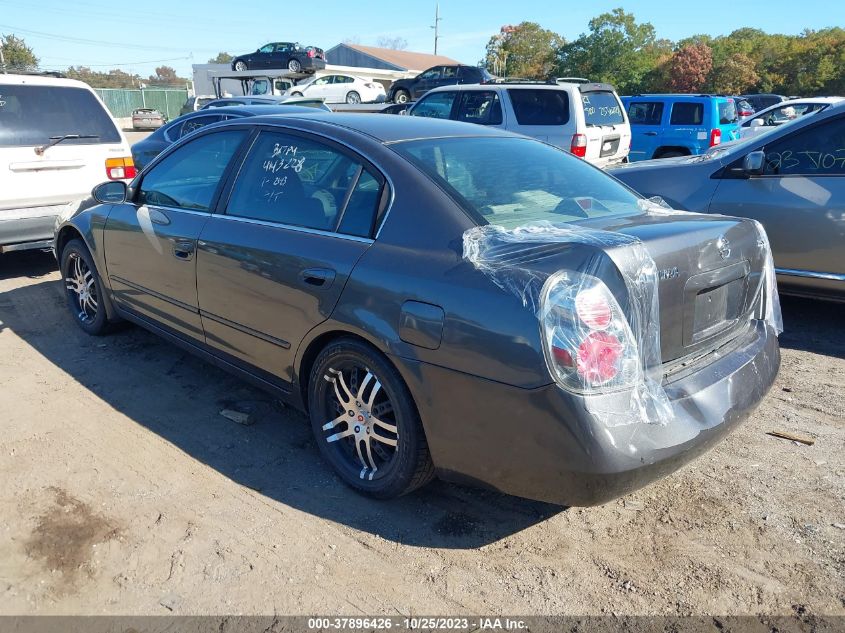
[652,145,692,159]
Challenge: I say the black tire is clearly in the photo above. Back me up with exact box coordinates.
[308,338,434,499]
[291,91,303,97]
[61,239,110,336]
[288,58,302,73]
[346,91,361,105]
[234,60,248,72]
[393,89,410,104]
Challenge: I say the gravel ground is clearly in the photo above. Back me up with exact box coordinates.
[0,249,842,617]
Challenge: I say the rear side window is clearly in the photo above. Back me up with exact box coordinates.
[508,89,569,126]
[670,102,704,125]
[581,91,625,126]
[225,131,381,235]
[177,115,223,139]
[0,84,121,147]
[456,91,503,126]
[718,99,738,124]
[410,91,457,119]
[627,101,664,125]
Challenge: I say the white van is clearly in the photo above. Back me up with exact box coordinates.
[0,73,134,252]
[408,81,631,168]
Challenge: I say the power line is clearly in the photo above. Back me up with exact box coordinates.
[0,23,215,52]
[40,55,192,67]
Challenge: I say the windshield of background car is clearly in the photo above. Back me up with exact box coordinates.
[394,137,641,228]
[581,91,625,126]
[718,99,738,124]
[0,85,121,147]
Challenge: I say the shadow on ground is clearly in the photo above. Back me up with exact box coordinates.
[0,260,561,549]
[778,295,844,359]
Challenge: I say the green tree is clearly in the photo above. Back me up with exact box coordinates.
[148,65,187,87]
[556,8,671,93]
[668,43,713,92]
[710,53,759,94]
[66,66,142,89]
[208,52,233,64]
[484,22,564,79]
[0,34,39,71]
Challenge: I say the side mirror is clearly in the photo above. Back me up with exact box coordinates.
[751,118,765,127]
[742,151,765,176]
[92,181,128,204]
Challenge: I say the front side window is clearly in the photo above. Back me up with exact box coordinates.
[312,76,333,86]
[508,89,569,126]
[418,67,441,80]
[258,44,274,53]
[410,91,457,119]
[395,136,641,229]
[456,91,503,126]
[0,85,121,147]
[225,131,381,234]
[442,67,458,79]
[581,91,625,126]
[670,102,704,125]
[139,130,246,211]
[627,101,664,125]
[762,116,845,176]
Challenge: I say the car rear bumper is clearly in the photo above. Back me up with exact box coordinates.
[394,319,779,506]
[302,58,326,71]
[0,204,67,251]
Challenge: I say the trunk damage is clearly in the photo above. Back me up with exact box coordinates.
[589,212,767,364]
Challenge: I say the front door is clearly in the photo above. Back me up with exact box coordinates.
[196,128,385,384]
[412,67,443,99]
[103,129,248,340]
[709,114,845,287]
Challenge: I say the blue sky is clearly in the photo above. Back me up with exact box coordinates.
[2,0,844,78]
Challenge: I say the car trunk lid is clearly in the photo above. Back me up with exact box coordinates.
[585,211,766,364]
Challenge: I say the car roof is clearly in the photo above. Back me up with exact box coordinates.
[624,94,729,100]
[243,112,513,143]
[185,104,319,117]
[0,73,97,90]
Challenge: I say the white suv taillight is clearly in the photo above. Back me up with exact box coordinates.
[570,133,587,158]
[540,273,641,392]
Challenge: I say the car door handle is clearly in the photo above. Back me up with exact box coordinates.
[172,239,196,261]
[299,267,336,288]
[643,131,658,136]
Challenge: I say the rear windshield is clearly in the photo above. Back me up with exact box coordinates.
[718,99,738,124]
[581,90,625,126]
[507,89,569,126]
[0,84,121,147]
[394,136,640,229]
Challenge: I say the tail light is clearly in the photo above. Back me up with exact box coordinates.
[709,128,721,147]
[105,157,136,180]
[541,274,641,392]
[307,49,315,58]
[365,82,382,89]
[570,134,587,158]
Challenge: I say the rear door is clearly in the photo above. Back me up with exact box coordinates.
[103,129,248,340]
[505,88,571,146]
[195,128,384,383]
[0,82,130,246]
[454,90,504,129]
[579,86,630,167]
[625,99,665,161]
[709,113,845,293]
[668,100,707,154]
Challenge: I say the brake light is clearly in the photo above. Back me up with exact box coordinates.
[105,157,136,180]
[542,274,641,391]
[307,49,315,58]
[570,133,587,158]
[709,128,721,147]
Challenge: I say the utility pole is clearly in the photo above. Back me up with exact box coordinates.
[430,3,442,55]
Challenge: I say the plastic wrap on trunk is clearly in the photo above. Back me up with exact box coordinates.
[463,214,782,428]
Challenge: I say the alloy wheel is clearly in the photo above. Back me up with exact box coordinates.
[321,363,398,481]
[65,252,98,324]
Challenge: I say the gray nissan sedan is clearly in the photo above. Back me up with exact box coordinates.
[55,114,781,506]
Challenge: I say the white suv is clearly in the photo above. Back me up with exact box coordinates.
[0,73,134,252]
[408,81,631,168]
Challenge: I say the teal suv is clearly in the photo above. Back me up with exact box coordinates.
[622,94,740,161]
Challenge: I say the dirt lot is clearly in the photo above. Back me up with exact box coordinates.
[0,249,842,617]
